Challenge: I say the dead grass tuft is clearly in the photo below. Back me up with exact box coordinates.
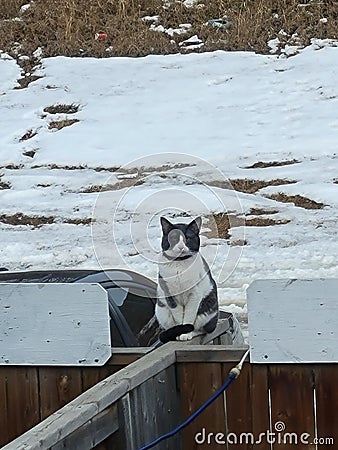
[247,208,279,215]
[266,192,325,209]
[246,216,290,226]
[19,128,38,141]
[0,212,92,227]
[15,75,43,89]
[65,217,92,225]
[204,213,236,240]
[22,149,37,158]
[44,103,79,114]
[49,118,79,130]
[0,179,11,190]
[205,209,289,240]
[82,179,144,193]
[245,159,300,169]
[208,178,296,194]
[0,213,55,227]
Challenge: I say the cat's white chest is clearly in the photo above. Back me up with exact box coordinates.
[159,254,212,303]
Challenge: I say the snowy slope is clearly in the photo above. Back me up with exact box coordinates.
[1,41,338,332]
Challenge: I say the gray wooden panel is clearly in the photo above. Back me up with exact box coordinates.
[51,405,119,450]
[247,279,338,363]
[0,283,111,366]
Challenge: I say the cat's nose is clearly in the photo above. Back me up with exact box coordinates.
[177,243,185,250]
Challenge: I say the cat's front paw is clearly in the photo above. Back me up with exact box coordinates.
[177,332,193,341]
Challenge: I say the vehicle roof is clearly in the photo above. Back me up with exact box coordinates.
[0,268,157,292]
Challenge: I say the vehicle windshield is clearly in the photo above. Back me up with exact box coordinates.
[108,287,157,346]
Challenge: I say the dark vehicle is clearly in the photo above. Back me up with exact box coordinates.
[0,268,244,347]
[0,269,158,347]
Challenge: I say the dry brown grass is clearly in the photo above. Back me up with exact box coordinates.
[247,207,279,215]
[0,178,11,190]
[19,128,37,141]
[0,0,337,59]
[48,118,79,130]
[44,104,79,114]
[246,216,290,226]
[15,74,43,89]
[266,192,325,209]
[244,159,300,169]
[208,178,296,193]
[82,179,144,193]
[0,212,91,227]
[204,209,289,240]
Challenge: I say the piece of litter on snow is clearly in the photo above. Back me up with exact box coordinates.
[20,3,31,14]
[95,32,107,41]
[179,35,204,49]
[142,15,160,23]
[208,18,232,30]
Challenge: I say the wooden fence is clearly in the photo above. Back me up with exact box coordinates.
[1,345,337,450]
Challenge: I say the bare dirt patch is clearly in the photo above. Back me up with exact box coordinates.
[49,119,80,130]
[15,75,43,89]
[205,210,289,240]
[244,159,300,169]
[65,217,92,225]
[82,179,144,193]
[266,193,325,209]
[44,104,79,114]
[208,178,297,194]
[247,208,279,215]
[246,217,290,226]
[0,213,55,227]
[0,213,92,228]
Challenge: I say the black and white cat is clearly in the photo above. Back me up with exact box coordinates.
[156,216,219,343]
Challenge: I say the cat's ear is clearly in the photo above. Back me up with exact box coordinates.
[188,217,202,234]
[160,217,174,234]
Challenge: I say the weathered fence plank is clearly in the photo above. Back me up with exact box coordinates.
[39,367,83,420]
[0,367,9,445]
[314,365,338,449]
[0,367,40,447]
[224,362,254,450]
[51,404,119,450]
[179,362,226,450]
[269,365,316,450]
[250,364,270,450]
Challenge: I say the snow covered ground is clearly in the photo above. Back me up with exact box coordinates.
[1,40,338,333]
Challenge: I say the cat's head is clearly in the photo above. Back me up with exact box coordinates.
[160,216,202,260]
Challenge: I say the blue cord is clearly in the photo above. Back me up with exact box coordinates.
[138,371,237,450]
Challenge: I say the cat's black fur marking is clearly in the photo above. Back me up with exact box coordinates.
[158,274,177,308]
[159,324,194,344]
[160,217,200,255]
